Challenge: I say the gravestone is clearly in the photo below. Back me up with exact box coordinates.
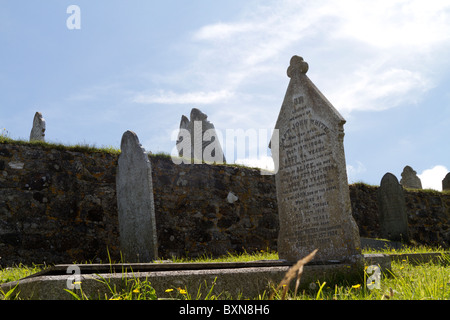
[29,112,46,142]
[271,55,361,263]
[377,173,409,242]
[400,165,422,189]
[442,173,450,191]
[116,130,158,262]
[176,108,226,164]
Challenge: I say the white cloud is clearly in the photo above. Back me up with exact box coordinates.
[346,161,367,183]
[330,0,450,48]
[194,22,256,41]
[235,155,274,171]
[184,0,450,114]
[132,89,234,105]
[418,165,448,191]
[331,66,433,113]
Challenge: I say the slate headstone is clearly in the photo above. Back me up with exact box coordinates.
[442,173,450,191]
[400,165,422,189]
[176,108,225,164]
[271,55,361,263]
[377,173,409,242]
[116,130,158,262]
[30,112,46,142]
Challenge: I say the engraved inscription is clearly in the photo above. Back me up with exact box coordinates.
[278,95,342,248]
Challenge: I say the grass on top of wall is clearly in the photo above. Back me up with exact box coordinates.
[0,135,271,172]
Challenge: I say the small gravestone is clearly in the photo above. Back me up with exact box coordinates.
[29,112,46,142]
[116,130,158,262]
[400,165,422,189]
[442,173,450,191]
[176,108,225,164]
[271,55,361,263]
[377,173,409,242]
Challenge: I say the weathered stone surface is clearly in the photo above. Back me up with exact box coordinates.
[377,173,409,242]
[151,157,278,259]
[443,173,450,191]
[400,165,422,189]
[29,112,46,142]
[272,55,361,263]
[0,142,119,266]
[176,108,225,164]
[116,131,158,262]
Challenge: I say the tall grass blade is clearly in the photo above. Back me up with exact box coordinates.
[271,249,318,300]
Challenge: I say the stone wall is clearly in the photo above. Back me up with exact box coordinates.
[0,141,277,266]
[350,183,450,248]
[1,141,450,266]
[0,142,119,266]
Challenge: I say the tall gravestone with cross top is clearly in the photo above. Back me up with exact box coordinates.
[271,55,361,263]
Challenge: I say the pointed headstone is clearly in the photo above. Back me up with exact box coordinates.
[272,55,361,263]
[30,112,46,142]
[175,108,225,164]
[116,130,158,262]
[400,165,422,189]
[377,173,409,242]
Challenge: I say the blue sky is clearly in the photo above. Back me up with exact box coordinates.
[1,0,450,190]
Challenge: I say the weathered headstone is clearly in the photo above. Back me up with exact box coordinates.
[176,108,226,164]
[377,173,409,242]
[271,55,361,263]
[442,173,450,191]
[29,112,46,142]
[116,130,158,262]
[400,165,422,189]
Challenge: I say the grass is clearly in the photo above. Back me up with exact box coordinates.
[362,244,447,254]
[292,257,450,300]
[0,135,121,155]
[0,263,44,284]
[1,135,272,172]
[2,247,450,300]
[167,249,279,263]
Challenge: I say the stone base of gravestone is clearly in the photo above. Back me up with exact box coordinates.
[272,55,361,264]
[377,173,410,242]
[116,130,158,262]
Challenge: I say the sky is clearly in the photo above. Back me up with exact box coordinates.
[1,0,450,190]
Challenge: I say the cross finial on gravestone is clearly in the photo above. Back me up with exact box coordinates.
[287,55,309,78]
